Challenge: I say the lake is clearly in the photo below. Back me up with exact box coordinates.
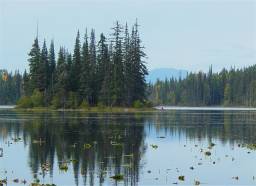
[0,109,256,185]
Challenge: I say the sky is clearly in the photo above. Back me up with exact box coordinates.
[0,0,256,73]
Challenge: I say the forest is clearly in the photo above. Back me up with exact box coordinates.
[149,65,256,106]
[2,20,256,108]
[1,21,149,108]
[0,70,22,105]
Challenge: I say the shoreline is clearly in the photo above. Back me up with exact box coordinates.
[13,106,157,113]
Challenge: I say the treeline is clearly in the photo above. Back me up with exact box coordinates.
[18,21,148,108]
[0,70,22,105]
[148,65,256,106]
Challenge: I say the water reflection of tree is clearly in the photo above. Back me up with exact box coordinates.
[151,110,256,145]
[1,111,256,185]
[2,112,146,186]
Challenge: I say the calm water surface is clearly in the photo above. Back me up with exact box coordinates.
[0,109,256,185]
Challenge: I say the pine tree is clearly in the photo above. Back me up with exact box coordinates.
[40,40,49,92]
[131,20,148,104]
[111,21,124,106]
[123,23,133,106]
[80,30,91,104]
[28,37,41,94]
[49,40,56,96]
[97,33,111,105]
[89,29,97,105]
[72,31,81,92]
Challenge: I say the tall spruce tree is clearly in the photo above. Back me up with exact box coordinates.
[40,40,49,92]
[72,31,81,92]
[130,20,148,103]
[49,40,56,96]
[111,21,124,106]
[89,29,97,105]
[28,37,41,94]
[123,23,133,106]
[97,33,110,105]
[80,30,91,104]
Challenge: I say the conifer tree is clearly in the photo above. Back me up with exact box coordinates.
[28,37,41,94]
[89,29,97,105]
[111,21,124,106]
[131,20,148,103]
[49,40,56,95]
[40,40,49,92]
[80,30,91,104]
[97,33,110,105]
[72,31,81,92]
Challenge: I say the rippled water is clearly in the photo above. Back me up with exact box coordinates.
[0,109,256,185]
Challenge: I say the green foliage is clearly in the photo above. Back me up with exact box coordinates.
[149,65,256,107]
[79,100,89,109]
[97,102,105,109]
[16,96,33,108]
[66,92,79,109]
[51,95,61,109]
[133,100,144,108]
[31,89,44,107]
[0,70,22,105]
[4,21,148,109]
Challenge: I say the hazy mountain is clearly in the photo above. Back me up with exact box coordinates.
[147,68,188,83]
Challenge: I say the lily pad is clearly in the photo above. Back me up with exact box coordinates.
[110,174,124,181]
[178,176,185,181]
[205,151,211,156]
[151,144,158,149]
[84,143,92,149]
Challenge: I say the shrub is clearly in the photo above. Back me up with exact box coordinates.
[31,89,44,107]
[97,102,105,109]
[51,95,61,109]
[80,100,89,109]
[144,100,153,107]
[16,96,33,108]
[133,100,144,108]
[66,92,79,109]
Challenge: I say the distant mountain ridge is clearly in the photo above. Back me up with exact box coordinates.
[147,68,188,83]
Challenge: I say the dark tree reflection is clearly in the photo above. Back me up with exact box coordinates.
[1,110,256,185]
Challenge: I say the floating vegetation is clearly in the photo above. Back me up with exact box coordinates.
[208,143,215,149]
[194,180,201,185]
[0,179,7,185]
[84,143,92,149]
[232,176,239,180]
[205,151,211,156]
[150,144,158,149]
[210,143,215,147]
[59,163,68,171]
[157,136,166,138]
[178,176,185,181]
[31,184,40,186]
[246,144,256,150]
[110,174,124,181]
[41,162,50,171]
[12,137,22,142]
[31,183,56,186]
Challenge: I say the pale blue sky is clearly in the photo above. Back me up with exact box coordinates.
[0,0,256,72]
